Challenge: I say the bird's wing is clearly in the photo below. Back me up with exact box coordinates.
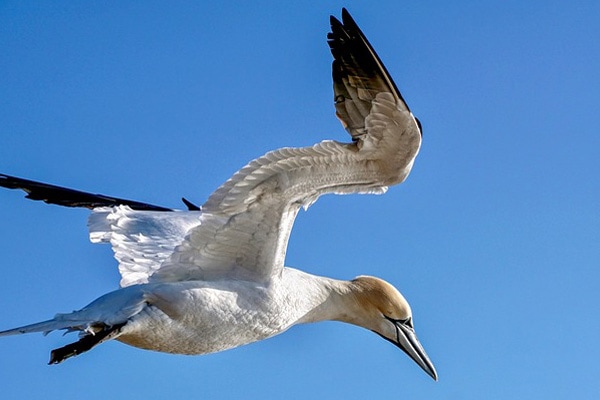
[88,206,202,287]
[0,174,202,287]
[149,9,422,284]
[0,10,421,287]
[0,174,174,211]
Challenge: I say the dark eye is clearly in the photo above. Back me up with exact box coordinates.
[384,315,413,329]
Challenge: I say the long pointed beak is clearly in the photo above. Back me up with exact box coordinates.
[395,322,438,380]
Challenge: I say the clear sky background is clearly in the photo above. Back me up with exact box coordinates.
[1,1,598,399]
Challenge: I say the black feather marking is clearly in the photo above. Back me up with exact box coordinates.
[181,197,201,211]
[0,173,173,211]
[328,8,411,111]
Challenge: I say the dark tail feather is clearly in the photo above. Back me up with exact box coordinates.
[49,323,126,364]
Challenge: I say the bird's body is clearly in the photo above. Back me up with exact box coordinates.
[0,9,437,380]
[82,269,334,355]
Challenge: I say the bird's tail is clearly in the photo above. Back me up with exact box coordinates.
[0,313,126,364]
[0,305,118,337]
[0,318,74,337]
[0,287,147,364]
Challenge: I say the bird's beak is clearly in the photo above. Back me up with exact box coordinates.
[376,317,437,380]
[394,321,438,381]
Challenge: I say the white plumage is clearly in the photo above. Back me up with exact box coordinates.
[0,9,436,380]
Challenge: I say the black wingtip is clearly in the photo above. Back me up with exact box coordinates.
[0,173,174,211]
[181,197,201,211]
[331,8,353,28]
[329,14,342,31]
[327,8,410,113]
[0,173,22,189]
[341,9,361,34]
[341,8,353,25]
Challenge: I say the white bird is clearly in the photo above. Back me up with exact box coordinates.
[0,9,437,380]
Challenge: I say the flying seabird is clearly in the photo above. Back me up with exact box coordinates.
[0,9,437,380]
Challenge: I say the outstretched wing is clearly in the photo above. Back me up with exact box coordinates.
[0,174,173,211]
[150,9,422,284]
[0,174,202,287]
[0,10,421,287]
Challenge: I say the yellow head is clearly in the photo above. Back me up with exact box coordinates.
[348,276,437,380]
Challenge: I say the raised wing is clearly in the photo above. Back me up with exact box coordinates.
[150,9,422,284]
[0,10,421,287]
[329,8,421,139]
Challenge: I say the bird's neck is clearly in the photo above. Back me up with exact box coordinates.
[282,268,366,326]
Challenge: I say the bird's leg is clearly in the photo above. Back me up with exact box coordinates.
[48,323,126,364]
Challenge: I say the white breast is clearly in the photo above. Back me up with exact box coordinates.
[115,269,335,354]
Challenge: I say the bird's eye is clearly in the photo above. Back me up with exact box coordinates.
[384,315,413,329]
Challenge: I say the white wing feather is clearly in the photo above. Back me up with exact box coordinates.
[151,93,419,284]
[85,11,422,286]
[88,206,202,287]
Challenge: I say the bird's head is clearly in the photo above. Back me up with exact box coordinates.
[347,276,437,380]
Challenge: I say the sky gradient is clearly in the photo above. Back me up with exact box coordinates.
[1,1,599,399]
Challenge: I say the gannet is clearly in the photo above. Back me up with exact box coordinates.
[0,9,437,380]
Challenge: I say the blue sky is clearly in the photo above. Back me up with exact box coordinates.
[1,1,598,398]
